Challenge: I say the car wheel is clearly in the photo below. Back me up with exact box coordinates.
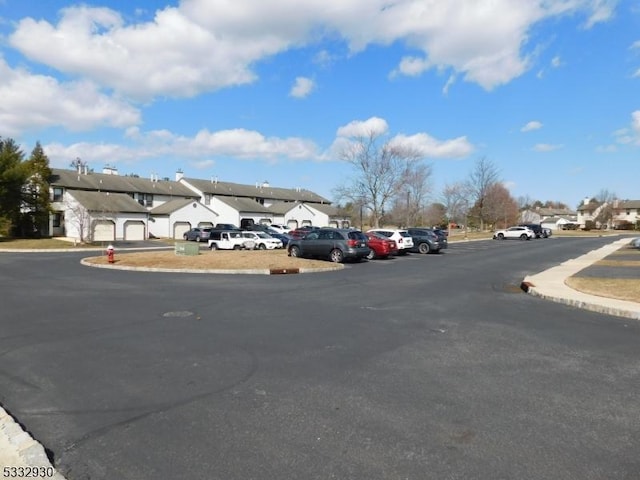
[329,248,344,263]
[497,233,504,240]
[196,236,201,242]
[366,248,376,260]
[289,246,301,257]
[258,243,266,250]
[183,234,188,240]
[418,242,430,254]
[233,245,241,250]
[520,234,527,240]
[209,243,217,250]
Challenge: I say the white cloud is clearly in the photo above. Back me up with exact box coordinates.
[336,117,389,138]
[389,133,474,158]
[7,0,617,100]
[533,143,563,152]
[43,127,321,169]
[551,56,563,68]
[289,77,315,98]
[521,121,543,132]
[614,110,640,145]
[582,0,616,29]
[332,117,473,159]
[0,57,140,136]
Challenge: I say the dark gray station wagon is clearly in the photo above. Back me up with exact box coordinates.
[287,228,370,263]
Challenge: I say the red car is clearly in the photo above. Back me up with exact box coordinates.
[365,231,398,259]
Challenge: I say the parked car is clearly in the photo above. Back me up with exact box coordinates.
[183,227,212,242]
[214,223,241,231]
[542,227,552,238]
[406,228,443,254]
[287,228,369,263]
[493,226,534,240]
[365,231,398,259]
[267,224,290,235]
[518,223,546,238]
[630,238,640,249]
[289,226,321,239]
[241,231,283,249]
[367,229,414,255]
[266,229,292,247]
[208,230,249,250]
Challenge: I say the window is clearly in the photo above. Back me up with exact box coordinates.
[137,193,153,206]
[52,212,63,228]
[205,194,211,206]
[52,187,63,202]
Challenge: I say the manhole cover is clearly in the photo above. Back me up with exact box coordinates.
[162,311,194,318]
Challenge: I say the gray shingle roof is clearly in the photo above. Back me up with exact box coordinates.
[51,168,198,197]
[150,198,199,215]
[68,190,148,213]
[213,195,272,213]
[184,177,330,204]
[616,200,640,209]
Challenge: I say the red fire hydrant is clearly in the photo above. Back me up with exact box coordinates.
[106,244,115,264]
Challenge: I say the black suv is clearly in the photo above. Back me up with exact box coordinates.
[518,223,546,238]
[407,228,442,254]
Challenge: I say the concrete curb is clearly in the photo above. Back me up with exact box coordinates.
[79,258,344,274]
[523,238,640,320]
[0,407,66,479]
[0,246,172,253]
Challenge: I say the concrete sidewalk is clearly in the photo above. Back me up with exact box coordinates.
[522,237,640,320]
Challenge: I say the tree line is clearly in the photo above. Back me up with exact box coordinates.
[332,129,533,230]
[0,137,52,237]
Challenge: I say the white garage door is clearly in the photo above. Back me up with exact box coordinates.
[173,222,191,239]
[93,220,115,242]
[124,221,145,241]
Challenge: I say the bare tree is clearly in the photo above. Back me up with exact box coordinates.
[594,189,617,228]
[65,199,91,243]
[441,182,472,228]
[465,157,500,230]
[334,130,422,228]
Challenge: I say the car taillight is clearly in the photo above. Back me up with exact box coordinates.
[347,239,358,247]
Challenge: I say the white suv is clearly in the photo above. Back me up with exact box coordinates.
[367,229,414,255]
[241,231,283,249]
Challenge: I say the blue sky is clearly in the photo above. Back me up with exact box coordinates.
[1,0,639,208]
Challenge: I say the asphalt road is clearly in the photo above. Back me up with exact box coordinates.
[1,236,639,480]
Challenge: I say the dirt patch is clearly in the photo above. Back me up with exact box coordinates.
[84,248,343,271]
[565,277,640,303]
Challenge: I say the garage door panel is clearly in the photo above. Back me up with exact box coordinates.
[93,220,115,242]
[124,221,145,241]
[173,222,191,239]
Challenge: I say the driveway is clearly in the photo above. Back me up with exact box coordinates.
[0,236,638,480]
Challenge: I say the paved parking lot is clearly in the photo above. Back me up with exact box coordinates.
[1,236,639,480]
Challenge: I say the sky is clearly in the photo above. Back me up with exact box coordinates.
[1,0,639,208]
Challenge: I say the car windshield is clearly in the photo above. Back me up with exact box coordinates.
[348,231,366,241]
[399,231,411,238]
[229,232,242,238]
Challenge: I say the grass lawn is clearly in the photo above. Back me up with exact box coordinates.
[84,248,342,271]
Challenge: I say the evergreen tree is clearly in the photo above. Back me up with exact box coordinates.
[21,142,52,236]
[0,137,28,236]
